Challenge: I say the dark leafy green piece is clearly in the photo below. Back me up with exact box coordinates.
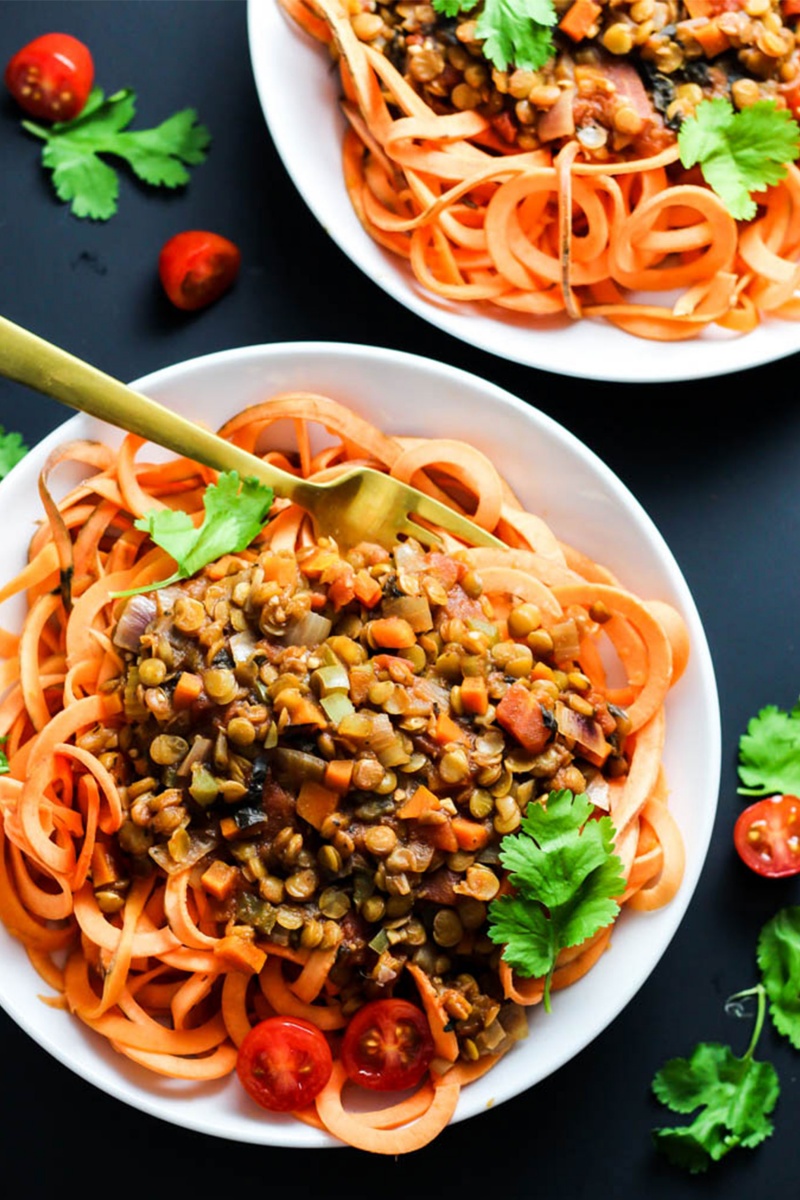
[113,471,274,597]
[487,789,624,1011]
[21,87,210,220]
[652,985,779,1173]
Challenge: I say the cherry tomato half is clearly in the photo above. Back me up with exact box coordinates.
[158,230,241,312]
[341,998,434,1092]
[236,1016,333,1113]
[4,33,94,121]
[733,794,800,878]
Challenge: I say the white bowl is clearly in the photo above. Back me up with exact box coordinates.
[0,341,720,1146]
[247,0,800,384]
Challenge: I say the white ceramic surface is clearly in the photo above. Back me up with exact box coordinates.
[0,341,720,1146]
[247,0,800,383]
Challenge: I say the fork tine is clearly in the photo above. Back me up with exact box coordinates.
[407,491,506,549]
[400,516,443,549]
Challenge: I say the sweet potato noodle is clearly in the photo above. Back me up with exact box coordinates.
[0,391,687,1152]
[279,0,800,341]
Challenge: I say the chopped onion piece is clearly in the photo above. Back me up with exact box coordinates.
[230,630,258,664]
[112,595,157,651]
[383,593,433,632]
[282,611,333,647]
[149,828,219,875]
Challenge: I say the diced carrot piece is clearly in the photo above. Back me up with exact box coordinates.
[299,547,341,579]
[220,816,240,840]
[279,690,327,728]
[297,779,340,830]
[432,711,469,746]
[689,18,730,56]
[213,934,267,975]
[459,674,489,716]
[200,859,239,900]
[559,0,601,41]
[353,569,383,608]
[327,565,356,610]
[261,552,298,586]
[451,816,490,852]
[324,758,354,793]
[426,819,459,852]
[368,616,417,648]
[496,681,550,753]
[397,783,442,819]
[173,671,203,709]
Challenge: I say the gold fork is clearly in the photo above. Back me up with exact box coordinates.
[0,315,505,551]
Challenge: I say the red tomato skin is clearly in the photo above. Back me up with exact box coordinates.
[341,998,434,1092]
[733,794,800,878]
[236,1017,333,1113]
[4,33,94,121]
[158,231,241,312]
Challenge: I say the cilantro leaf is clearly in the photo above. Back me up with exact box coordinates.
[678,98,800,221]
[21,88,210,220]
[758,907,800,1049]
[487,789,624,1010]
[737,698,800,796]
[652,1041,779,1173]
[115,471,273,597]
[0,736,9,776]
[0,426,29,479]
[433,0,477,14]
[431,0,556,71]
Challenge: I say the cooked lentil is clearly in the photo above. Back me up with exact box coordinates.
[327,0,800,160]
[102,536,632,1063]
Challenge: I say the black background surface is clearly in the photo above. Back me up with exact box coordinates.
[2,2,800,1196]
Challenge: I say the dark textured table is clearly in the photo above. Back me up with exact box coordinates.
[2,2,800,1194]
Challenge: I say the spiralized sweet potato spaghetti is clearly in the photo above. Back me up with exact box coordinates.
[279,0,800,340]
[0,392,687,1152]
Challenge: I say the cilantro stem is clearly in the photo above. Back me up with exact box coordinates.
[727,984,767,1059]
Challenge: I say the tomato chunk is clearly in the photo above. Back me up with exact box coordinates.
[341,998,434,1091]
[496,681,550,753]
[733,794,800,878]
[5,33,94,121]
[236,1016,333,1112]
[158,230,241,311]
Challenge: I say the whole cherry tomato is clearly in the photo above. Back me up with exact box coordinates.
[341,998,434,1092]
[158,230,241,312]
[4,33,94,121]
[733,794,800,878]
[236,1016,333,1112]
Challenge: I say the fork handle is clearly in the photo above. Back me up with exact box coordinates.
[0,314,315,504]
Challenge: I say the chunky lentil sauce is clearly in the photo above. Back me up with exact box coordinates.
[337,0,800,161]
[102,536,629,1063]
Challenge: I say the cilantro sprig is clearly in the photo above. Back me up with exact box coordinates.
[21,87,210,220]
[757,907,800,1049]
[652,985,779,1174]
[113,471,274,597]
[486,788,625,1011]
[432,0,557,72]
[678,98,800,222]
[737,696,800,796]
[0,426,29,480]
[651,907,800,1174]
